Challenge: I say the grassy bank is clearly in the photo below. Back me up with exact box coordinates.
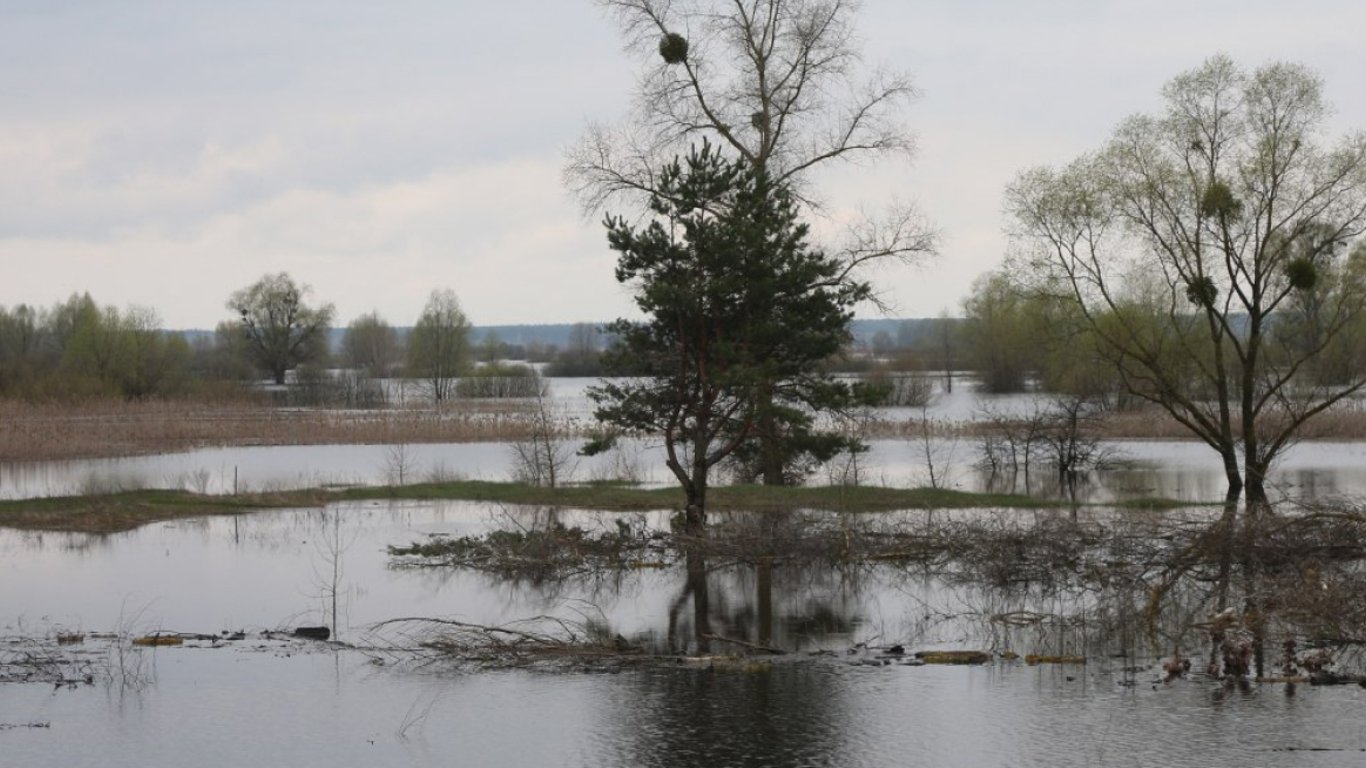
[0,480,1192,534]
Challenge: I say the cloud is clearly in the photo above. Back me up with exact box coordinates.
[2,0,1364,328]
[0,154,624,327]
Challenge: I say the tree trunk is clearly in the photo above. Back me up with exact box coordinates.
[684,500,706,538]
[684,450,709,538]
[686,547,711,655]
[757,559,773,649]
[1244,458,1269,508]
[758,384,784,486]
[1222,451,1244,502]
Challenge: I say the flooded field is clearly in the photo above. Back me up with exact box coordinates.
[7,437,1366,505]
[6,377,1366,766]
[6,378,1366,504]
[5,501,1366,766]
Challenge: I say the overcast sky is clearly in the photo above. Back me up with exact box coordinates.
[4,0,1364,329]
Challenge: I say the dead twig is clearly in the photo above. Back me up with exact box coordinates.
[700,634,787,655]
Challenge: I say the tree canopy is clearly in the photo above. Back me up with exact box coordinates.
[1007,55,1366,502]
[226,273,334,386]
[407,289,471,402]
[572,0,935,485]
[591,144,869,533]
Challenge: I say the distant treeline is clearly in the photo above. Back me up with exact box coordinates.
[173,318,959,356]
[5,275,1122,405]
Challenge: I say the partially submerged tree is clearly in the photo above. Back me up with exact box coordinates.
[21,295,190,399]
[547,322,604,376]
[590,145,869,535]
[226,273,334,385]
[341,311,401,378]
[570,0,935,484]
[960,272,1036,393]
[113,306,191,399]
[407,289,471,402]
[1007,55,1366,503]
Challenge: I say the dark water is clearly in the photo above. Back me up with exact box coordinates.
[4,502,1366,766]
[9,646,1363,768]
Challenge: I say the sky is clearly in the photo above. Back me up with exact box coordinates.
[3,0,1365,330]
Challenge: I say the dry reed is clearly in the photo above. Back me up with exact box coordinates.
[0,398,576,462]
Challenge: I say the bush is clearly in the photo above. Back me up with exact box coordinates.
[455,363,547,398]
[863,369,933,407]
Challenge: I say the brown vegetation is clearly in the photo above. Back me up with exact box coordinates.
[5,392,1365,466]
[0,397,549,462]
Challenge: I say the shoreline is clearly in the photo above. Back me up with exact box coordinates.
[0,480,1193,534]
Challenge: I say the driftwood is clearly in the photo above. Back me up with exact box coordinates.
[1025,654,1086,665]
[1308,672,1366,687]
[700,634,787,655]
[375,617,581,645]
[915,650,992,665]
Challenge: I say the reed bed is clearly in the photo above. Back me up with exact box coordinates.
[0,398,571,462]
[6,395,1366,463]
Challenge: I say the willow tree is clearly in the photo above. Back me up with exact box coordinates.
[407,289,471,403]
[591,144,869,534]
[342,311,401,379]
[570,0,934,484]
[1007,55,1366,503]
[226,273,334,385]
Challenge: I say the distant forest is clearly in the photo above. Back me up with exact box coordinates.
[177,318,956,354]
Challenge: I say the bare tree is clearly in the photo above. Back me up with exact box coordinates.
[570,0,935,484]
[934,309,955,393]
[1007,55,1366,504]
[509,387,577,489]
[570,0,935,268]
[407,289,471,403]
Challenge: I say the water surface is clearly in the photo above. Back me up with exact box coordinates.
[4,502,1365,767]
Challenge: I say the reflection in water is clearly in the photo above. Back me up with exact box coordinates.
[7,375,1366,505]
[609,664,849,768]
[7,500,1366,766]
[385,502,1366,689]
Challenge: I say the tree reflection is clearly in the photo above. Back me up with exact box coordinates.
[388,498,1366,683]
[931,499,1366,682]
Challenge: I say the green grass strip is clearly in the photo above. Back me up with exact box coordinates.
[0,480,1196,534]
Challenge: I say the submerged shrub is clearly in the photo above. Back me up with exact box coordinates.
[456,363,546,398]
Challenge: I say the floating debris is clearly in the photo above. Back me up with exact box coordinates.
[1025,654,1086,665]
[0,722,51,731]
[915,650,992,665]
[131,635,183,647]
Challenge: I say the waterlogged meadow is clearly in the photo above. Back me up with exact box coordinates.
[6,378,1366,503]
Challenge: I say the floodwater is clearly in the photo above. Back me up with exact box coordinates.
[6,377,1366,502]
[7,435,1366,505]
[4,502,1366,767]
[6,379,1366,765]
